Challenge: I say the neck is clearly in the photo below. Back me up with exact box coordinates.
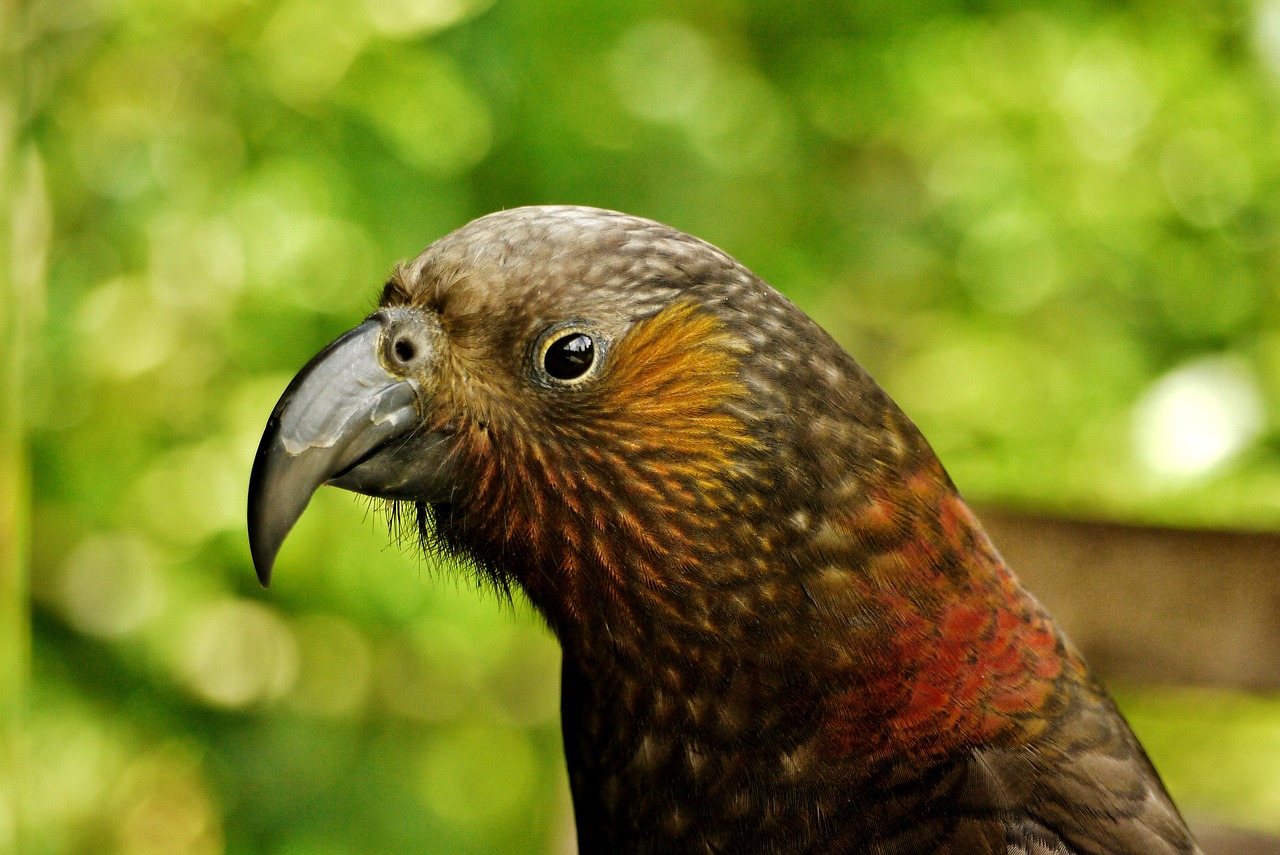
[808,466,1078,765]
[486,443,1078,768]
[438,396,1080,762]
[437,417,1091,852]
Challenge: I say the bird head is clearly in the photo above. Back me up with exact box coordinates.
[249,205,941,644]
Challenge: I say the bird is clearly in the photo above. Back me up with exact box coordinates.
[248,206,1202,854]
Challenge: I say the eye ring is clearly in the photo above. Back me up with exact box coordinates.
[534,324,603,386]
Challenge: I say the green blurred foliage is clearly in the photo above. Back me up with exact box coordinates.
[7,0,1280,851]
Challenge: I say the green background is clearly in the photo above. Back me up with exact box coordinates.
[4,0,1280,852]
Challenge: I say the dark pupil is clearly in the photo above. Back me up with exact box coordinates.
[545,333,595,380]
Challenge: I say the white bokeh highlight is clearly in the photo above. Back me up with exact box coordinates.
[1132,356,1265,480]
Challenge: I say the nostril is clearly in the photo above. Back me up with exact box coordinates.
[393,337,416,364]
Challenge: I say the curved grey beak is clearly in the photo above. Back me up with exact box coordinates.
[248,314,455,586]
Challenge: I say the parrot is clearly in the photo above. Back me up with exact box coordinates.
[247,206,1202,854]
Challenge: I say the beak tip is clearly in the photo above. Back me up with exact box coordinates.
[255,562,273,588]
[248,478,279,589]
[249,530,278,588]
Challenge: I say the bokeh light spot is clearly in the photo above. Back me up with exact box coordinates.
[113,749,223,855]
[147,214,246,310]
[1058,38,1156,162]
[609,20,792,173]
[54,534,164,638]
[364,0,494,37]
[1253,0,1280,82]
[341,47,493,176]
[178,600,299,709]
[610,20,715,124]
[1133,357,1264,480]
[257,0,370,106]
[132,440,245,544]
[75,277,176,378]
[25,710,125,836]
[685,69,793,174]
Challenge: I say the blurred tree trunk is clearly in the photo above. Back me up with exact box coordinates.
[1,3,47,851]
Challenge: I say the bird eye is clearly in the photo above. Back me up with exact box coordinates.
[542,332,596,382]
[533,323,605,386]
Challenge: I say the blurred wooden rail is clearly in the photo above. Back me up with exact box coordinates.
[978,507,1280,854]
[980,507,1280,691]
